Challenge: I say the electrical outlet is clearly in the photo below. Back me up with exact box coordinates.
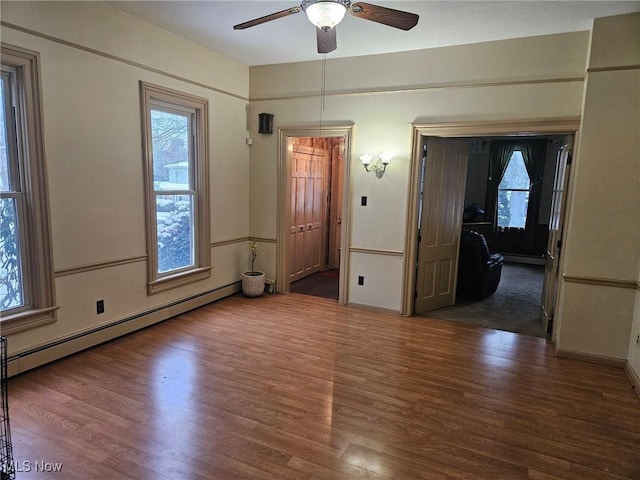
[96,300,105,315]
[358,276,365,286]
[636,334,640,346]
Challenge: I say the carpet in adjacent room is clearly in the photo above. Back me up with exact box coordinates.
[425,263,547,337]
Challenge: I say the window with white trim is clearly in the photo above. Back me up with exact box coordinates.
[140,82,210,293]
[1,45,57,333]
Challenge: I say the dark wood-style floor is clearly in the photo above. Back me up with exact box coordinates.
[8,293,640,479]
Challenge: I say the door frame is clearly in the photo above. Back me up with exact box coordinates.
[276,123,354,304]
[402,119,580,328]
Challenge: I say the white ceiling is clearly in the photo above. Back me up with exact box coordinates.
[107,1,640,66]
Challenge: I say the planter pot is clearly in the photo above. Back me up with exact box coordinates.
[242,271,265,297]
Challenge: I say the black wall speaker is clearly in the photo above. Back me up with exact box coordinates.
[258,113,274,134]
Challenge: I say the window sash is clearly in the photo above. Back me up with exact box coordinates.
[1,70,21,194]
[155,192,196,276]
[149,103,196,277]
[1,67,31,315]
[0,194,28,313]
[150,105,195,192]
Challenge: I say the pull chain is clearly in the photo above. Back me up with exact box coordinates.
[321,54,327,112]
[319,54,326,134]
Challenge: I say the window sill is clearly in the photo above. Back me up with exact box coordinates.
[148,266,212,294]
[1,306,59,335]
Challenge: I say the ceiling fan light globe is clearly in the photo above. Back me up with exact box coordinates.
[305,2,347,30]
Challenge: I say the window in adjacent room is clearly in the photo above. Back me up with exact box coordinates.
[497,149,530,229]
[1,45,57,333]
[140,82,210,294]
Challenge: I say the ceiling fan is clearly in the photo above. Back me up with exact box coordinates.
[234,0,419,54]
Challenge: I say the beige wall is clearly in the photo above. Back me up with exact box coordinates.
[249,32,588,311]
[1,2,251,360]
[555,14,640,370]
[3,1,638,379]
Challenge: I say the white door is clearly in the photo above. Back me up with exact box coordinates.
[541,136,573,333]
[415,139,469,314]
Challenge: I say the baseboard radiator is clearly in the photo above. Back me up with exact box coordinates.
[6,282,241,377]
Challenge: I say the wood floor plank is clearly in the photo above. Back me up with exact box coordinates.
[7,293,640,479]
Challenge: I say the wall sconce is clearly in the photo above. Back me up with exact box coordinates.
[359,153,394,179]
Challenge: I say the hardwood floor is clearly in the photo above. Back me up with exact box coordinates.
[7,293,640,479]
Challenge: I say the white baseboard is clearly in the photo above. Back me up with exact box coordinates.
[347,302,400,316]
[7,282,241,377]
[554,347,627,368]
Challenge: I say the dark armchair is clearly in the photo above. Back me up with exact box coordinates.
[457,229,504,299]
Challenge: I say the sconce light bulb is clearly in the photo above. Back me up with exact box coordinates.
[359,153,373,165]
[380,152,394,165]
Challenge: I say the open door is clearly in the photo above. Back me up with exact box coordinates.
[541,136,573,334]
[415,138,468,314]
[289,140,329,283]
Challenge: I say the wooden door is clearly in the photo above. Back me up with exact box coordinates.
[290,143,328,282]
[541,137,572,334]
[415,139,469,314]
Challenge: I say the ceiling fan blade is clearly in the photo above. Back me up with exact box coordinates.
[233,6,302,30]
[350,2,419,31]
[317,27,337,54]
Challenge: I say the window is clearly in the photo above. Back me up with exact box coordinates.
[1,45,57,333]
[140,82,210,293]
[497,150,530,229]
[1,67,25,312]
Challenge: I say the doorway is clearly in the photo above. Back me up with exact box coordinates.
[276,125,353,303]
[289,137,342,299]
[403,120,579,340]
[435,134,572,336]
